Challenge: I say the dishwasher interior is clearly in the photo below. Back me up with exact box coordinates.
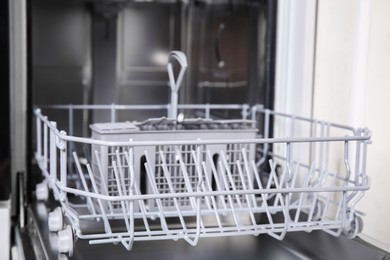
[8,0,383,259]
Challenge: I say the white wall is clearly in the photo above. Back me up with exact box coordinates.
[275,0,316,119]
[313,0,390,252]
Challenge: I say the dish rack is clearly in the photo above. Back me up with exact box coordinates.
[33,51,371,256]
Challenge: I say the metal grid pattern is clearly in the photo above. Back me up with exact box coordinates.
[224,143,251,205]
[91,145,133,211]
[107,147,131,209]
[33,104,371,253]
[154,145,205,209]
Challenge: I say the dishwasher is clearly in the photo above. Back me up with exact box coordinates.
[5,0,387,259]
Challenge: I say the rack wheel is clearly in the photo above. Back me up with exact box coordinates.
[36,181,49,202]
[343,214,363,239]
[58,225,74,257]
[48,207,63,232]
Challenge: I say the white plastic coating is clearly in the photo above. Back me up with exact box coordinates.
[33,103,371,251]
[48,207,63,232]
[36,181,49,201]
[58,225,73,256]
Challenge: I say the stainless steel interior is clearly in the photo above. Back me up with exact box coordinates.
[32,0,267,131]
[28,1,270,258]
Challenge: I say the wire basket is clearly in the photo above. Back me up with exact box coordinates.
[33,51,371,255]
[34,103,370,254]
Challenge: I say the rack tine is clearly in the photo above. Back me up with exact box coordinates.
[194,146,204,191]
[123,150,151,233]
[268,160,290,239]
[263,160,277,203]
[270,160,285,208]
[190,149,212,211]
[94,150,114,213]
[86,164,112,234]
[185,150,205,230]
[72,152,97,216]
[143,151,169,232]
[158,150,188,232]
[308,164,327,222]
[112,160,133,244]
[218,160,241,229]
[321,171,338,221]
[219,152,243,208]
[184,190,201,247]
[121,239,134,251]
[241,148,257,207]
[112,161,134,250]
[115,150,128,196]
[193,149,215,234]
[127,147,135,191]
[324,189,346,237]
[236,160,257,227]
[206,150,228,210]
[200,179,213,211]
[288,162,300,202]
[201,161,223,229]
[294,162,315,223]
[116,150,132,221]
[125,148,135,250]
[250,160,274,225]
[177,150,199,211]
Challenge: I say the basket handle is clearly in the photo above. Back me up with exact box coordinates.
[167,51,187,119]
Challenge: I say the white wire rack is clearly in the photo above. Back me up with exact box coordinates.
[33,102,371,253]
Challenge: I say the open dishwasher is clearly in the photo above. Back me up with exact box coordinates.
[33,51,371,257]
[7,0,390,259]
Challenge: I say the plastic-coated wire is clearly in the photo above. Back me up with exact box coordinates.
[34,103,371,251]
